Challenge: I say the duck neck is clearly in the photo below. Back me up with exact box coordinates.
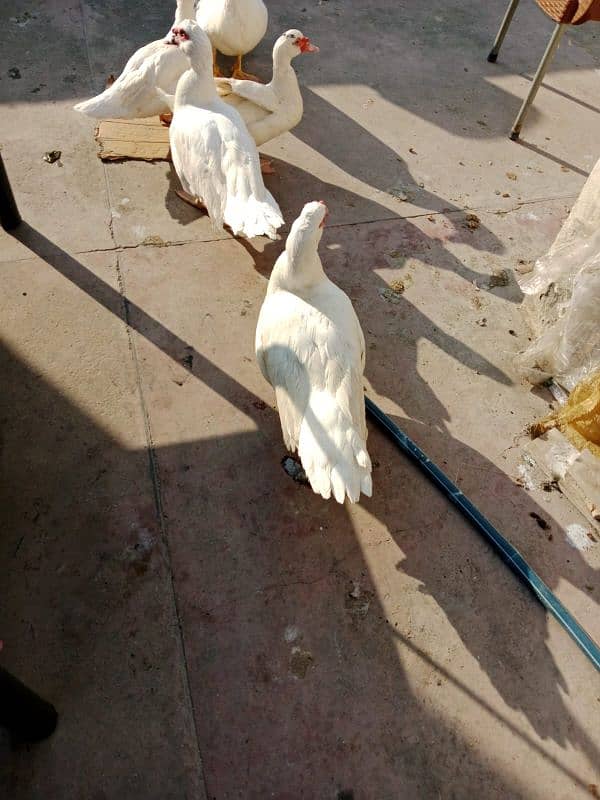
[271,48,298,90]
[174,0,196,23]
[175,46,217,107]
[276,236,325,292]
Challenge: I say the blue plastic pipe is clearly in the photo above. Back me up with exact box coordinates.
[365,396,600,672]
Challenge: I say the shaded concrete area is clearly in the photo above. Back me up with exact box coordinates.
[1,1,599,798]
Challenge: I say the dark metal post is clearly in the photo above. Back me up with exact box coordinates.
[487,0,522,62]
[0,666,58,743]
[0,151,21,231]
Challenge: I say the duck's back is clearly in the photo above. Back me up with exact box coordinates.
[256,276,370,502]
[197,0,268,56]
[170,96,282,238]
[169,103,231,222]
[74,40,187,119]
[221,93,270,126]
[257,277,366,434]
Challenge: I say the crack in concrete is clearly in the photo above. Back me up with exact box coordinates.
[69,191,580,258]
[74,236,225,256]
[115,247,210,800]
[77,4,209,797]
[474,193,578,217]
[202,549,362,617]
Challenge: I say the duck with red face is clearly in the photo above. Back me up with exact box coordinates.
[166,19,284,239]
[212,28,318,175]
[73,0,195,119]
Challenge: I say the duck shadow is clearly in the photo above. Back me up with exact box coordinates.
[293,87,483,217]
[164,165,207,227]
[238,157,522,300]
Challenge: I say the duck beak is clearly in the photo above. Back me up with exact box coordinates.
[318,200,329,227]
[298,37,319,53]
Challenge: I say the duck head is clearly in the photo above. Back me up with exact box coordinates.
[275,29,319,61]
[166,18,211,62]
[286,201,329,267]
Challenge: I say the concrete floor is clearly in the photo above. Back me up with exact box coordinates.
[1,1,599,798]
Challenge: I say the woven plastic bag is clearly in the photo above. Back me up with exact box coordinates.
[516,157,600,390]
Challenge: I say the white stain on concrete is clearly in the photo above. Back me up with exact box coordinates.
[517,463,536,491]
[565,523,593,551]
[284,625,300,643]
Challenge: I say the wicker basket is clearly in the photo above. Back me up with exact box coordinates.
[535,0,600,23]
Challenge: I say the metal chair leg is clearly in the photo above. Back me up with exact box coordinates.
[487,0,522,62]
[509,22,566,140]
[0,153,21,231]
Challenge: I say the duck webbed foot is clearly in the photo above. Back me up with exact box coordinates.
[259,157,275,175]
[175,188,206,211]
[231,55,263,82]
[213,48,225,78]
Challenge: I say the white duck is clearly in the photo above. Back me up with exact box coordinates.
[167,19,283,240]
[215,29,318,147]
[196,0,268,80]
[255,201,373,503]
[74,0,195,118]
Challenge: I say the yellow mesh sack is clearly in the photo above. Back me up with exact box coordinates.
[531,372,600,457]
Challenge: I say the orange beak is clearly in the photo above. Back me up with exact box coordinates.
[298,36,319,54]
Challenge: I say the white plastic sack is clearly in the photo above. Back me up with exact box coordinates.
[516,157,600,391]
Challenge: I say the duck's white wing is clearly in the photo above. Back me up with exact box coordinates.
[216,105,283,238]
[170,108,227,225]
[256,283,371,502]
[74,42,186,118]
[345,299,368,441]
[256,291,313,451]
[256,287,362,446]
[298,298,370,503]
[171,102,282,238]
[216,78,278,112]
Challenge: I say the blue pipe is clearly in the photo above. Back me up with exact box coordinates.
[365,396,600,672]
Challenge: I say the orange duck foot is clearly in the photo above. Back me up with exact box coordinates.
[231,55,263,82]
[260,157,276,175]
[175,188,206,211]
[212,48,225,77]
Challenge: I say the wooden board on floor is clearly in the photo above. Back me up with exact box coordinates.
[95,117,171,162]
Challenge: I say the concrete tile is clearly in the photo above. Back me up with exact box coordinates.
[0,2,114,260]
[120,237,599,797]
[102,159,231,248]
[80,0,182,94]
[260,0,598,223]
[0,249,205,799]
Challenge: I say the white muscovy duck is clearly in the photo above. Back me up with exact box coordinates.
[196,0,268,80]
[215,29,318,147]
[255,201,373,503]
[73,0,195,118]
[167,19,283,240]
